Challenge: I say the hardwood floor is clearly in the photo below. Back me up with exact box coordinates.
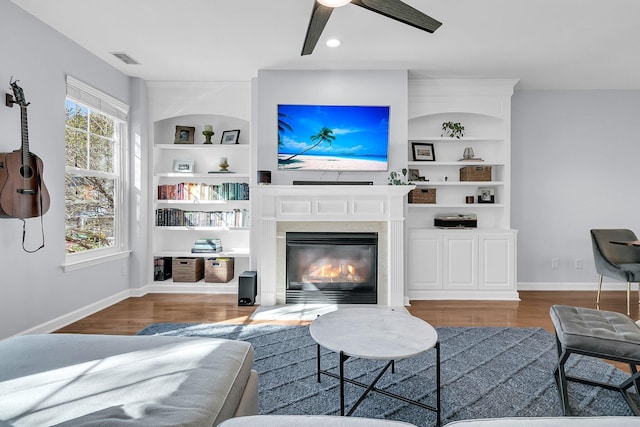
[55,290,638,336]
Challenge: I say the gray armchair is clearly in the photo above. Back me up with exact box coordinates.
[590,229,640,315]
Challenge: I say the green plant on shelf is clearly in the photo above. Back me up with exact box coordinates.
[441,121,465,139]
[388,168,409,185]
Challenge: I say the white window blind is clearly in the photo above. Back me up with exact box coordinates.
[66,75,128,122]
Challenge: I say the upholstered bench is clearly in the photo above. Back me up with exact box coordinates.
[549,304,640,416]
[0,334,258,426]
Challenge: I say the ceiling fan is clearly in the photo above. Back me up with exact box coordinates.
[301,0,442,55]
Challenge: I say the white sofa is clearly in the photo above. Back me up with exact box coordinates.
[0,334,258,426]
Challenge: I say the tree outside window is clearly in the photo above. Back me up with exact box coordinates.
[64,99,121,253]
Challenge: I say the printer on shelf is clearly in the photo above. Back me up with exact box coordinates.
[434,214,477,229]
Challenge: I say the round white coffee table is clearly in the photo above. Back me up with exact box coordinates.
[310,307,440,424]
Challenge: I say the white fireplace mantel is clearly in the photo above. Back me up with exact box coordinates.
[255,185,414,307]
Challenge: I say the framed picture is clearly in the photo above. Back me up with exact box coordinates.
[477,186,495,204]
[411,142,436,161]
[408,168,421,181]
[174,126,195,144]
[173,159,194,173]
[221,129,240,144]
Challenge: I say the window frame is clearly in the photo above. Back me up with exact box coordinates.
[62,76,131,272]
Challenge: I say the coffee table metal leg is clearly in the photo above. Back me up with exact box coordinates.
[436,341,441,426]
[340,351,346,416]
[317,344,321,383]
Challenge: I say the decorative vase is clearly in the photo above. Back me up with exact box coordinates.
[203,130,214,144]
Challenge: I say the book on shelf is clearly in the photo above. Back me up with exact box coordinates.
[157,182,249,201]
[192,238,223,253]
[191,247,222,253]
[155,208,249,227]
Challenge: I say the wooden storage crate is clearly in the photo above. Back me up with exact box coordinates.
[408,188,436,204]
[460,165,492,181]
[172,257,204,282]
[205,257,234,283]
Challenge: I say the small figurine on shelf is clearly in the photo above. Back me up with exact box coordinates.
[203,125,214,144]
[219,157,229,172]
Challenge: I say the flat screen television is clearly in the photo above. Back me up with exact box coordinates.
[277,104,390,171]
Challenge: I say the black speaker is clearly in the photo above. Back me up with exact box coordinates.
[238,270,257,306]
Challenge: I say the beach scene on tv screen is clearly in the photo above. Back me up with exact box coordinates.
[277,104,389,171]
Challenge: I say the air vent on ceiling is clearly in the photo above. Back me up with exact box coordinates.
[110,52,140,65]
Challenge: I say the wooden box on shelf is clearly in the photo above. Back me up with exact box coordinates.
[408,188,437,204]
[172,257,204,282]
[205,258,235,283]
[460,166,492,181]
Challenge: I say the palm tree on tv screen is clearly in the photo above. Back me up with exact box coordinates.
[283,127,336,161]
[278,112,293,147]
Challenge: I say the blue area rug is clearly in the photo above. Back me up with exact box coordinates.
[137,323,635,426]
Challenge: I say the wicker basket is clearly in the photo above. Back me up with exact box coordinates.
[205,257,235,283]
[408,188,437,204]
[172,257,204,282]
[460,166,492,181]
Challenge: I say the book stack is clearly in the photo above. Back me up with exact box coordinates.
[191,238,223,254]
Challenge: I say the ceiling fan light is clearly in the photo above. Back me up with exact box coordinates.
[317,0,351,8]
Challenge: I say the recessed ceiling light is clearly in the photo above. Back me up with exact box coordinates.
[326,39,341,48]
[318,0,351,7]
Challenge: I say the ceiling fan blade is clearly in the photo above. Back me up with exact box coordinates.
[301,1,334,56]
[351,0,442,33]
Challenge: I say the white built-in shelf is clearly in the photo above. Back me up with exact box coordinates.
[155,199,250,205]
[409,137,504,142]
[412,181,504,187]
[408,161,504,167]
[408,203,505,209]
[155,172,250,179]
[155,144,250,150]
[153,249,250,258]
[154,226,250,231]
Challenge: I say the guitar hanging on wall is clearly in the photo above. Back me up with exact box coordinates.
[0,79,50,219]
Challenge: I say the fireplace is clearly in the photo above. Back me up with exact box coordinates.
[286,232,378,304]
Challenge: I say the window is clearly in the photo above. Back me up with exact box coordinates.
[64,76,129,266]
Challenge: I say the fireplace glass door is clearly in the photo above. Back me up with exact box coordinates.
[286,232,377,304]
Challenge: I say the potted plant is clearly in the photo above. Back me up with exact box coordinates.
[388,168,408,185]
[441,121,465,139]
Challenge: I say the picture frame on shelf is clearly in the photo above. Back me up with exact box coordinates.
[174,126,195,144]
[221,129,240,144]
[173,159,195,173]
[411,142,436,161]
[477,186,495,204]
[408,168,421,181]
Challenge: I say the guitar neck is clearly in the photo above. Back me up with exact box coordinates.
[20,105,29,163]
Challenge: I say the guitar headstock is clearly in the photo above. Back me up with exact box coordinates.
[9,79,29,108]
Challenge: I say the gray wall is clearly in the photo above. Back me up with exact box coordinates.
[0,1,140,338]
[511,90,640,287]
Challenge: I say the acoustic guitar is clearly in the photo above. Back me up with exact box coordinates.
[0,80,50,218]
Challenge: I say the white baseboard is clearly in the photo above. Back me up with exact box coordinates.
[16,289,134,337]
[517,282,631,291]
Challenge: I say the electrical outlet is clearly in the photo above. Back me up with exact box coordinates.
[552,258,559,269]
[575,258,583,269]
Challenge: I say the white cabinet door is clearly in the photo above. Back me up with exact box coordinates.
[479,232,516,290]
[443,233,478,290]
[408,230,442,290]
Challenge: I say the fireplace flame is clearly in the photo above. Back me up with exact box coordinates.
[303,263,361,283]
